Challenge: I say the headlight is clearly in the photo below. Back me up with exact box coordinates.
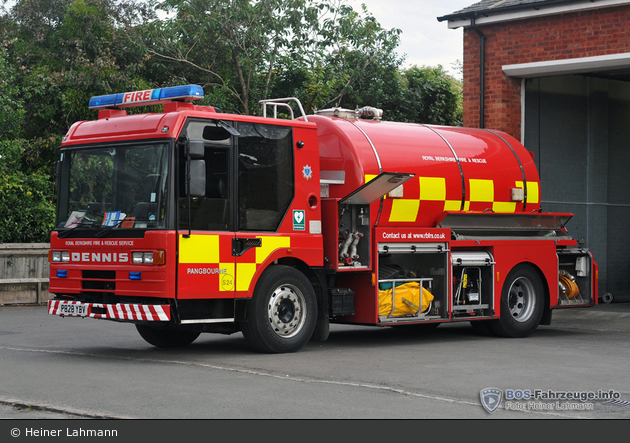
[132,251,164,265]
[132,251,153,264]
[50,251,70,262]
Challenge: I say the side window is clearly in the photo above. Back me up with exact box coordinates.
[178,121,232,231]
[237,123,294,231]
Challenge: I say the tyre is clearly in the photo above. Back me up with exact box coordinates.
[489,264,545,338]
[311,316,330,342]
[136,324,200,348]
[602,292,614,304]
[241,265,317,353]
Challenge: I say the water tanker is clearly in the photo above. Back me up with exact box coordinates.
[47,87,597,353]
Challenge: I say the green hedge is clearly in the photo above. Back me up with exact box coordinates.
[0,140,55,243]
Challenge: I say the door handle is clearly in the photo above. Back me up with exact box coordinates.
[232,237,262,256]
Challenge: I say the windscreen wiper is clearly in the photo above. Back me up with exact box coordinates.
[215,120,241,137]
[57,218,101,238]
[95,219,125,237]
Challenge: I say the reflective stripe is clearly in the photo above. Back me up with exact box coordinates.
[387,175,528,222]
[419,177,446,201]
[47,300,171,322]
[469,179,494,203]
[390,199,420,222]
[516,180,539,204]
[255,237,290,264]
[179,235,220,263]
[237,263,257,292]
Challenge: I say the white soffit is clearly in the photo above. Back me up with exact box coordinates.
[446,0,630,29]
[502,52,630,78]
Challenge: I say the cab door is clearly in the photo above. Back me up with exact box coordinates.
[177,120,237,299]
[230,121,295,298]
[176,119,297,300]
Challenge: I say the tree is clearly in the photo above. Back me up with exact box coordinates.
[142,0,302,115]
[0,48,25,140]
[270,1,402,113]
[0,0,156,242]
[0,140,56,243]
[141,0,402,116]
[397,65,463,126]
[5,0,156,138]
[0,48,55,242]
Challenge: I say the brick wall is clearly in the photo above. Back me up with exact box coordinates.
[463,6,630,139]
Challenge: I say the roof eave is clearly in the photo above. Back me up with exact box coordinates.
[437,0,630,28]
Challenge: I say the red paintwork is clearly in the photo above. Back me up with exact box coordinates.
[312,116,541,227]
[49,231,177,300]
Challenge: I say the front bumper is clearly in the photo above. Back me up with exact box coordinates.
[48,300,171,322]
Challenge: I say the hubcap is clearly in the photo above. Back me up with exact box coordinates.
[508,276,536,323]
[267,284,307,338]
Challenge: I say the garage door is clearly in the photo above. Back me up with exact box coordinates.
[524,75,630,298]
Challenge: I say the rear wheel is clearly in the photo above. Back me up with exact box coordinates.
[241,265,317,353]
[136,324,200,348]
[490,264,545,338]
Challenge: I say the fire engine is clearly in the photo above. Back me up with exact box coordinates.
[47,84,597,353]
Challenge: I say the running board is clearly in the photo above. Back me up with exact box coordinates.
[180,318,235,325]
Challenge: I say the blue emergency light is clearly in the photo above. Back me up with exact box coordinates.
[88,85,204,110]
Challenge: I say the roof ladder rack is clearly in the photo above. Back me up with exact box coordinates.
[259,97,308,122]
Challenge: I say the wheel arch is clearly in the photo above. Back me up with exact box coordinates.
[277,257,327,320]
[491,261,548,337]
[501,260,551,321]
[239,262,318,353]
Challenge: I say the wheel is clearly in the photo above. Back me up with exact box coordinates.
[602,292,614,304]
[136,324,200,348]
[489,264,545,338]
[311,316,330,342]
[241,265,317,353]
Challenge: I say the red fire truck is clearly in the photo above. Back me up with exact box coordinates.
[47,84,597,353]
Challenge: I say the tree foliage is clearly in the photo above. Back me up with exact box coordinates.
[397,65,463,126]
[0,0,463,243]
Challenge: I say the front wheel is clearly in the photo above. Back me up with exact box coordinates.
[241,265,317,353]
[136,324,201,348]
[490,264,545,338]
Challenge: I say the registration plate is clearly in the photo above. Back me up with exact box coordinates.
[58,302,88,316]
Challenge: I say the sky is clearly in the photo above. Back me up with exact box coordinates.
[349,0,476,78]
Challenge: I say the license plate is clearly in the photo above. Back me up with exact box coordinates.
[58,302,88,316]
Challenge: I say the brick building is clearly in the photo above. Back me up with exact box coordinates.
[438,0,630,300]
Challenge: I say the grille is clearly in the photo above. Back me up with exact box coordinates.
[82,270,116,291]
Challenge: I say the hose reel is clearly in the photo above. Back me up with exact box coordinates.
[559,270,580,299]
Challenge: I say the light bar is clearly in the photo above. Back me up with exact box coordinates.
[88,85,204,110]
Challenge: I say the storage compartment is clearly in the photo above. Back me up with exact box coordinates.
[335,172,414,271]
[557,249,593,306]
[451,251,495,318]
[337,204,370,268]
[377,242,448,323]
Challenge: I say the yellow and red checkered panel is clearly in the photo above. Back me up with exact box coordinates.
[379,175,541,227]
[177,234,291,299]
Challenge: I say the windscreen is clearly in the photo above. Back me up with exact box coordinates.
[57,143,169,230]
